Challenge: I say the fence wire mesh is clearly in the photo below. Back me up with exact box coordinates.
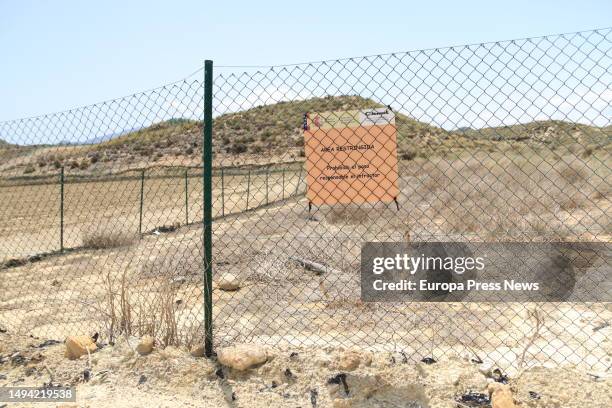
[0,28,610,372]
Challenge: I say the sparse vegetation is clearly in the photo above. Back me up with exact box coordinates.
[2,95,610,177]
[100,268,180,347]
[326,206,372,225]
[411,151,610,240]
[82,231,137,249]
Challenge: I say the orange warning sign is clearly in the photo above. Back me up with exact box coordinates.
[303,108,399,205]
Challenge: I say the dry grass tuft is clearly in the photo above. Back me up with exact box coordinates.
[99,267,181,347]
[82,231,137,249]
[325,206,372,225]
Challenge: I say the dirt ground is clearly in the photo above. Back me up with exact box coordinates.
[1,191,610,374]
[0,330,610,408]
[1,151,610,407]
[0,167,303,262]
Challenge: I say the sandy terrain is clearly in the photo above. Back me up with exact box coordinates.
[0,330,610,408]
[1,151,610,407]
[0,166,304,262]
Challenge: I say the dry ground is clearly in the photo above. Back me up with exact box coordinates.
[0,150,611,406]
[0,330,611,408]
[0,166,304,262]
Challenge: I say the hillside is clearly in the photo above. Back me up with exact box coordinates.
[459,121,610,146]
[0,95,610,177]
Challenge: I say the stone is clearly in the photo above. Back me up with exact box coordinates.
[336,350,362,371]
[479,361,495,377]
[136,335,155,355]
[217,273,240,291]
[487,382,518,408]
[65,335,97,360]
[332,398,352,408]
[191,345,205,358]
[217,344,267,371]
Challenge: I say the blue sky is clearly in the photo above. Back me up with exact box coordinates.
[0,0,610,122]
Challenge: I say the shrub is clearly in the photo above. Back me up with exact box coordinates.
[400,147,418,161]
[89,152,100,164]
[230,143,247,154]
[82,231,137,249]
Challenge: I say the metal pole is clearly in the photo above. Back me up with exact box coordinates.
[203,60,214,357]
[59,167,64,252]
[246,169,251,210]
[221,167,225,217]
[139,169,145,236]
[295,164,303,196]
[184,169,189,225]
[265,167,269,205]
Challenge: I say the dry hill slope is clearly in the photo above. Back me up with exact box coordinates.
[0,95,609,177]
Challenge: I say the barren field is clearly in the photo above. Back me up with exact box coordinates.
[0,165,304,262]
[0,150,611,407]
[2,151,611,355]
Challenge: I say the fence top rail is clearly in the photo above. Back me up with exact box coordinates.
[215,27,612,71]
[0,161,306,188]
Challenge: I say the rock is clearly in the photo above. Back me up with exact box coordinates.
[335,351,362,371]
[479,361,495,377]
[328,373,428,407]
[217,344,267,371]
[65,335,97,360]
[332,398,351,408]
[362,353,373,367]
[136,335,155,355]
[487,382,518,408]
[159,346,182,360]
[217,273,240,291]
[190,345,205,358]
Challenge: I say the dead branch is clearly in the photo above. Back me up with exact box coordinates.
[289,256,339,275]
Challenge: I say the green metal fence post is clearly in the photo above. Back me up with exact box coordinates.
[139,169,145,236]
[246,169,251,210]
[203,60,214,357]
[184,169,189,225]
[59,167,64,252]
[221,168,225,217]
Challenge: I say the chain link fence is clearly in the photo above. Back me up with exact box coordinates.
[0,28,610,372]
